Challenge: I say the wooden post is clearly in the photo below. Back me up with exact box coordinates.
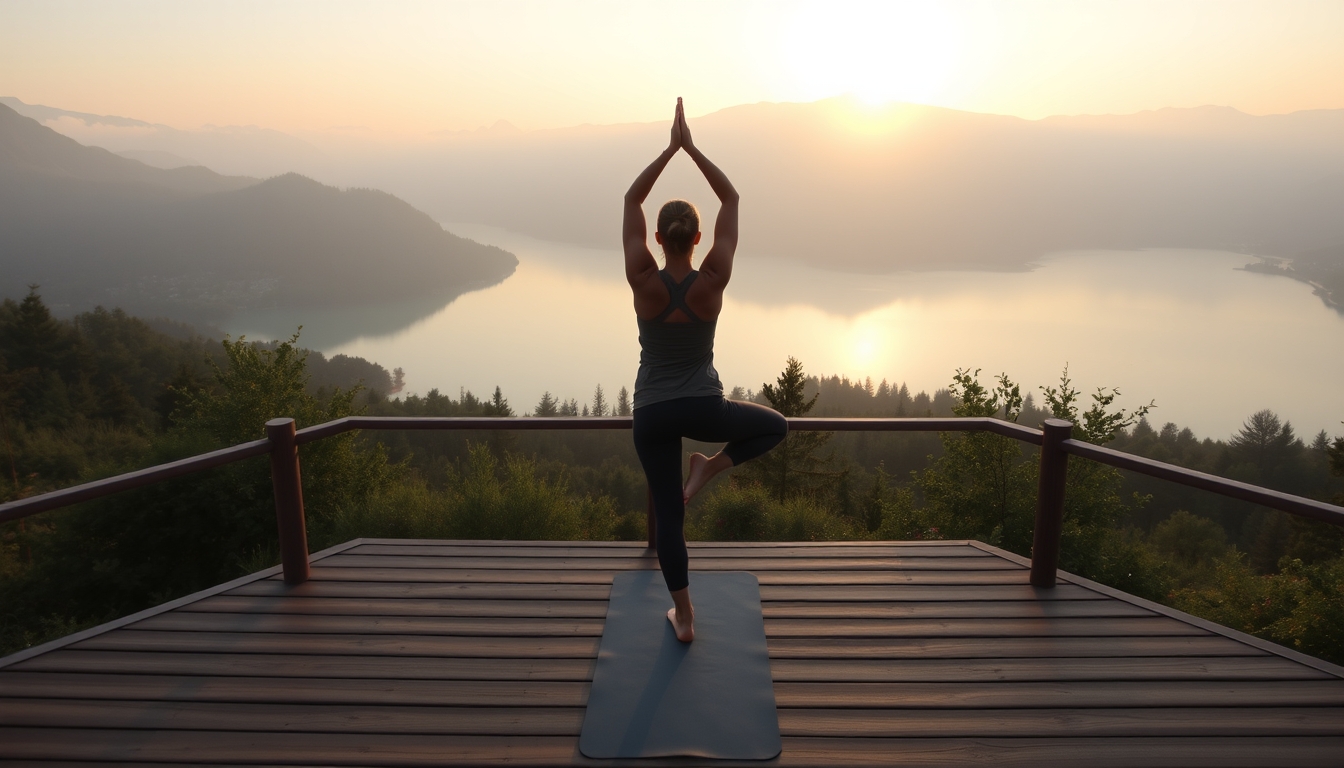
[1030,418,1072,588]
[646,485,657,550]
[267,418,310,585]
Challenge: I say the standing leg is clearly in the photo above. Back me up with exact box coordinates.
[633,402,695,641]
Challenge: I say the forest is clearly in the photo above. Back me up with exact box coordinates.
[1,289,1341,664]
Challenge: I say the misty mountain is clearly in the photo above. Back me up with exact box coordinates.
[357,98,1344,280]
[0,96,325,179]
[0,103,517,326]
[116,149,201,169]
[14,95,1342,306]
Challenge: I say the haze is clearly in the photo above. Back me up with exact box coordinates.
[4,0,1344,437]
[3,1,1342,136]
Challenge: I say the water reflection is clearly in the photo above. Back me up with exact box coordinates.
[265,222,1344,441]
[229,293,469,350]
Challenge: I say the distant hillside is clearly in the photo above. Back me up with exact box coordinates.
[0,103,517,325]
[17,95,1342,308]
[0,96,324,178]
[362,98,1344,277]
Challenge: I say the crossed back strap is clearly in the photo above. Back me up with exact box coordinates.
[653,270,706,323]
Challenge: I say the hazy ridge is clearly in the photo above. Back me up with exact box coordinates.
[0,103,517,326]
[385,99,1344,274]
[8,95,1343,309]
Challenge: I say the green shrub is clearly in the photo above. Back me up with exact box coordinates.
[688,483,860,542]
[1174,552,1344,664]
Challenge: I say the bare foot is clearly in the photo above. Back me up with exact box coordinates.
[667,606,695,643]
[683,452,730,503]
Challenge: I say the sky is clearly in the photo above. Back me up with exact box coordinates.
[2,0,1342,136]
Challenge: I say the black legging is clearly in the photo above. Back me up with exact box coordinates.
[632,395,788,591]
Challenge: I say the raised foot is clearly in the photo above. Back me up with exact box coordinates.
[683,452,718,504]
[667,606,695,643]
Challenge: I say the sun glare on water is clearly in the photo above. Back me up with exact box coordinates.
[780,1,960,106]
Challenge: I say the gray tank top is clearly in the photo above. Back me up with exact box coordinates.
[633,270,723,409]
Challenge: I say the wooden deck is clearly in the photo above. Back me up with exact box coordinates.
[2,539,1342,766]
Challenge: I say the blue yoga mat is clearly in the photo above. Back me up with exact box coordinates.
[579,570,782,760]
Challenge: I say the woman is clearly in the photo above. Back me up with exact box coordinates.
[624,98,787,643]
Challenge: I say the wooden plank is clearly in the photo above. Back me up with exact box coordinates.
[12,651,596,680]
[0,672,590,706]
[131,611,1197,639]
[778,707,1344,738]
[298,567,624,584]
[75,629,1258,660]
[761,600,1151,619]
[754,568,1038,585]
[15,676,1338,710]
[296,567,1034,585]
[8,699,1341,741]
[5,731,1344,768]
[762,616,1207,638]
[0,729,578,766]
[318,554,1019,571]
[76,630,1266,660]
[183,595,1136,620]
[773,736,1344,768]
[183,596,612,618]
[768,656,1329,682]
[225,579,1101,602]
[762,583,1105,601]
[74,630,600,657]
[131,613,607,637]
[0,699,585,736]
[767,635,1268,658]
[770,680,1344,708]
[350,543,993,559]
[226,580,614,600]
[0,763,273,768]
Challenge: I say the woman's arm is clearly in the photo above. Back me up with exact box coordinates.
[680,107,739,288]
[623,101,683,287]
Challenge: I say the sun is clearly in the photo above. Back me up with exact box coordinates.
[779,1,960,106]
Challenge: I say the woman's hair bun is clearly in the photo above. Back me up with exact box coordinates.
[657,199,700,257]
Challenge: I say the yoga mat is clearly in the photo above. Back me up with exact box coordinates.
[579,570,781,760]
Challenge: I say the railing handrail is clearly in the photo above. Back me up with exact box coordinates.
[2,415,1339,526]
[0,438,272,522]
[1062,438,1344,527]
[1,415,1340,588]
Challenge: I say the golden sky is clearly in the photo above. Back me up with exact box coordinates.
[2,0,1341,135]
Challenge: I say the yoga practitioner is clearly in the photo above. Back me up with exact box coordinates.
[624,98,788,643]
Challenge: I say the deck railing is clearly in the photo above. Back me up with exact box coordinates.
[1,416,1341,589]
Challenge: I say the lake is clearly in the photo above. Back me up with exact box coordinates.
[231,223,1344,442]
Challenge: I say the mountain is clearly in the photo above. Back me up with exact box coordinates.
[0,103,517,326]
[354,98,1344,277]
[0,96,324,178]
[14,94,1342,306]
[116,149,201,169]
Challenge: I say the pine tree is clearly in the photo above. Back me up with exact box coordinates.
[616,386,631,416]
[483,386,513,417]
[534,391,558,417]
[591,384,607,417]
[735,357,841,501]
